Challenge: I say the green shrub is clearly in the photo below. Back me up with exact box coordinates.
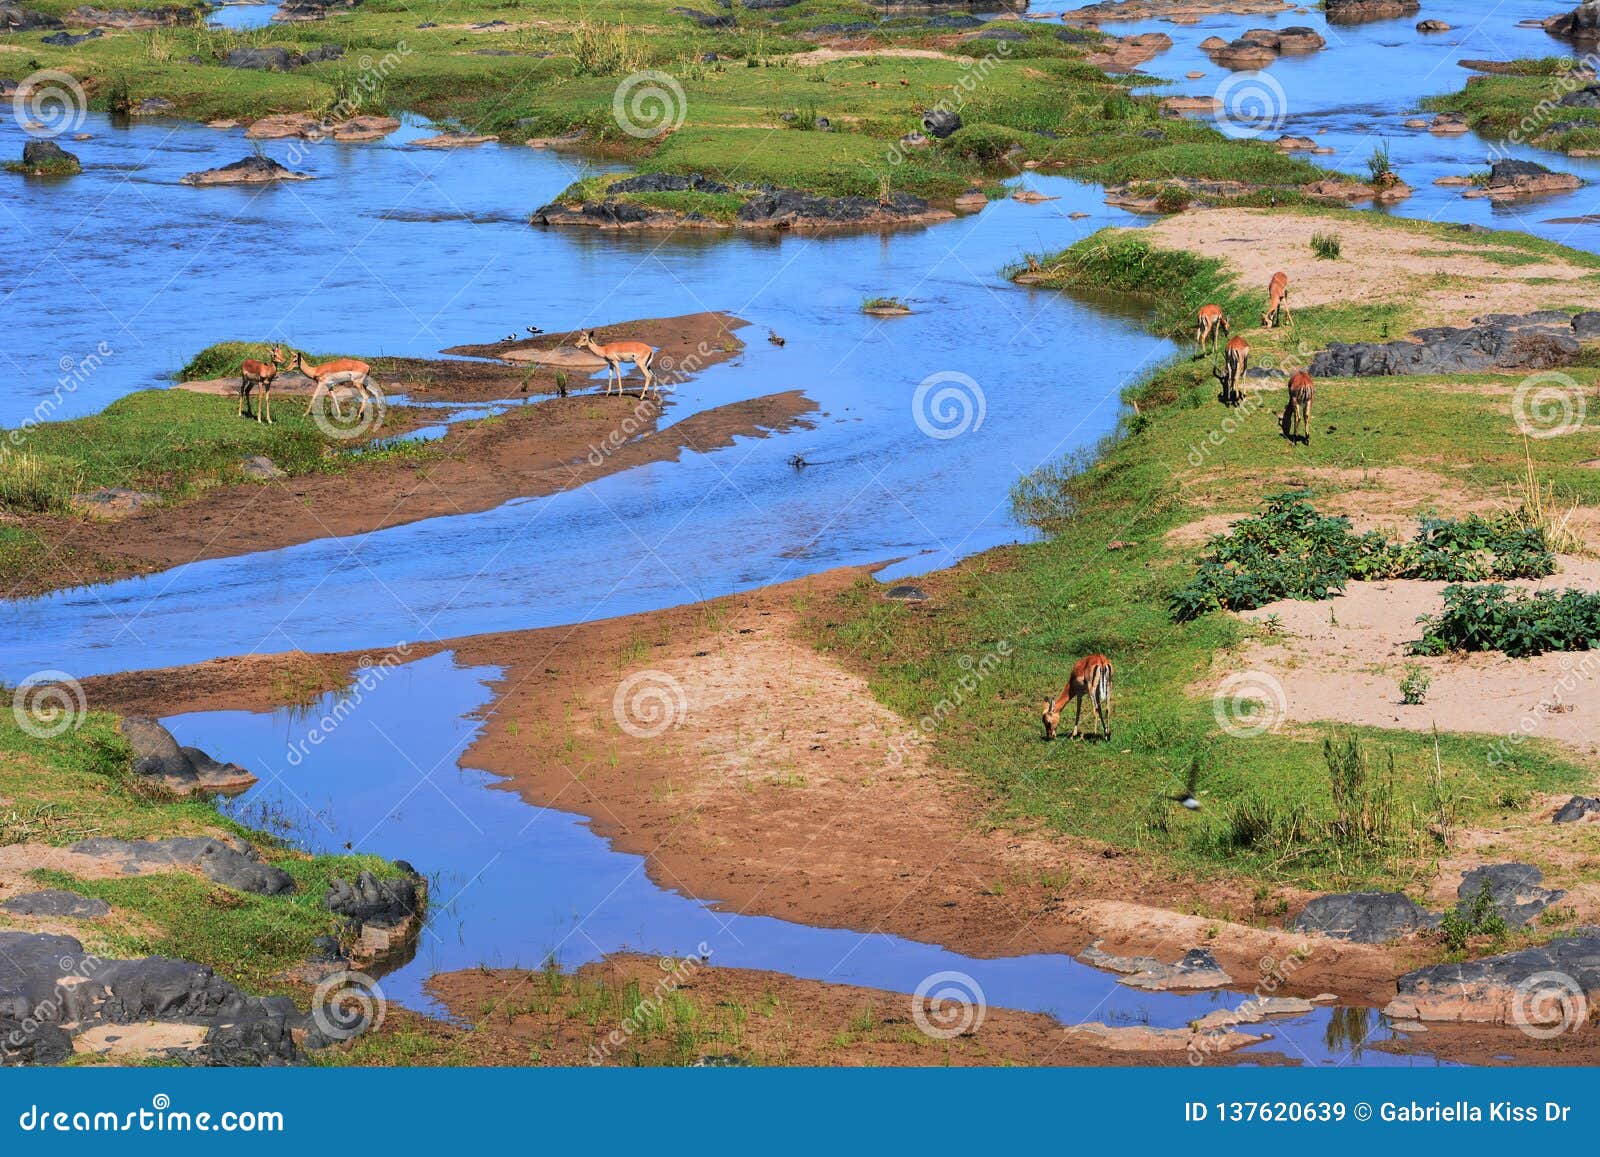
[1439,883,1508,952]
[1169,492,1555,622]
[1398,665,1431,706]
[1310,232,1342,260]
[1412,583,1600,658]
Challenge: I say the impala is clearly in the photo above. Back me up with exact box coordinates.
[1042,654,1113,741]
[575,330,659,397]
[1284,370,1314,444]
[239,346,287,424]
[295,350,381,417]
[1212,335,1249,406]
[1262,271,1292,328]
[1195,304,1228,355]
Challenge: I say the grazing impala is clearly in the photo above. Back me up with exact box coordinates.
[1195,304,1228,355]
[239,346,286,424]
[1283,370,1314,444]
[1042,654,1114,742]
[1262,271,1292,328]
[295,350,380,417]
[575,330,659,397]
[1215,335,1249,406]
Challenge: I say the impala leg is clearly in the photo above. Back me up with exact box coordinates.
[304,379,326,417]
[1070,696,1083,740]
[262,386,271,425]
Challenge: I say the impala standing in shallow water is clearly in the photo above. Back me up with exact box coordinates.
[1042,654,1114,741]
[1195,304,1228,355]
[239,345,286,424]
[1262,271,1292,328]
[576,330,660,398]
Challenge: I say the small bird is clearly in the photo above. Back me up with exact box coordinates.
[768,331,785,347]
[503,333,517,342]
[525,325,543,336]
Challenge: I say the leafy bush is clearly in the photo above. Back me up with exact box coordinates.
[1439,883,1508,952]
[1398,665,1431,706]
[1170,492,1555,622]
[1412,583,1600,658]
[1310,232,1341,260]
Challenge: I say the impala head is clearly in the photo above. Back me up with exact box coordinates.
[575,330,599,353]
[268,345,286,366]
[1218,315,1230,337]
[1042,698,1061,741]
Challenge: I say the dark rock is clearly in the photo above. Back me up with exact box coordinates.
[1458,863,1567,926]
[884,585,929,601]
[1290,891,1438,942]
[118,716,256,792]
[1311,317,1581,377]
[921,108,961,139]
[607,171,731,195]
[1572,311,1600,339]
[15,138,81,175]
[1555,795,1600,823]
[0,5,64,30]
[971,25,1028,41]
[1387,933,1600,1024]
[670,6,733,27]
[1054,25,1097,44]
[223,44,342,71]
[1548,1,1600,42]
[1558,83,1600,108]
[326,870,419,929]
[40,27,102,45]
[1490,158,1556,180]
[308,935,346,964]
[0,890,110,920]
[927,13,983,29]
[1323,0,1420,24]
[0,1018,73,1065]
[736,188,937,227]
[69,837,294,896]
[181,155,311,186]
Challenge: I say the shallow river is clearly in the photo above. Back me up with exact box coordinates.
[3,1,1587,1064]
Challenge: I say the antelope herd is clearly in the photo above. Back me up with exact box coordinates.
[1196,270,1314,446]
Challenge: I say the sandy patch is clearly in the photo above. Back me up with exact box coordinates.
[1140,209,1595,326]
[787,47,954,64]
[72,1022,209,1059]
[1218,558,1600,762]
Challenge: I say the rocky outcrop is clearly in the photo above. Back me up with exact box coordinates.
[68,5,197,27]
[0,5,64,30]
[119,715,258,794]
[10,139,80,176]
[1080,942,1233,990]
[1323,0,1420,24]
[181,155,312,186]
[1085,31,1172,72]
[0,890,110,920]
[1546,1,1600,42]
[1201,25,1323,68]
[1466,158,1583,200]
[1290,892,1438,943]
[326,867,422,964]
[1554,795,1600,823]
[1384,933,1600,1025]
[533,183,954,231]
[246,112,399,141]
[273,0,360,21]
[1457,863,1567,927]
[0,931,309,1065]
[41,27,102,45]
[222,44,344,71]
[70,837,295,896]
[1310,312,1599,376]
